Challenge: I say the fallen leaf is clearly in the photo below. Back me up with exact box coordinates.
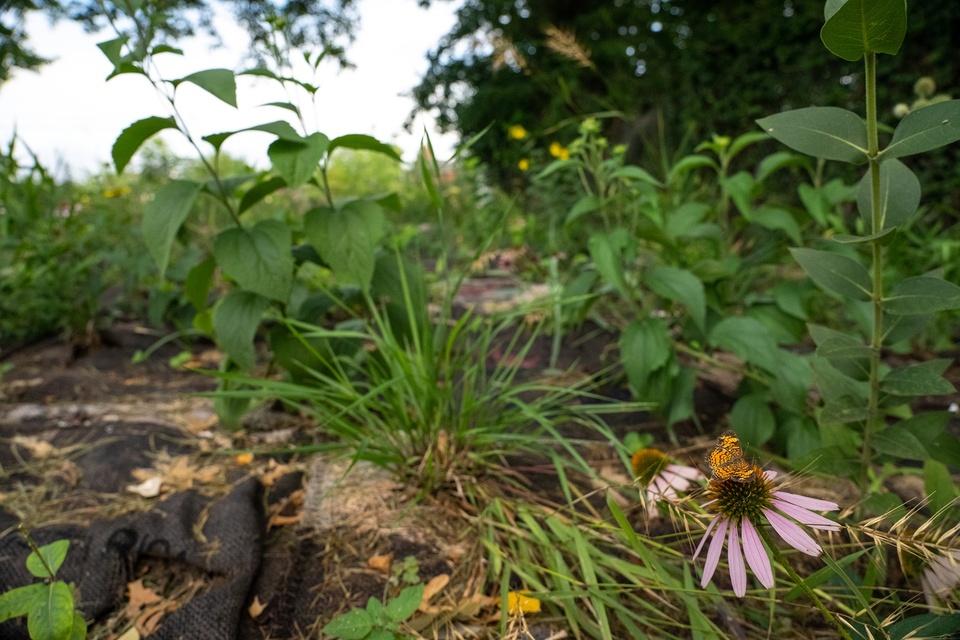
[125,476,162,498]
[115,627,140,640]
[267,513,302,528]
[236,452,254,465]
[260,460,293,487]
[418,574,451,614]
[248,595,267,618]
[504,591,540,615]
[136,600,178,636]
[368,553,394,573]
[125,580,163,617]
[421,574,449,604]
[13,436,55,458]
[185,411,219,434]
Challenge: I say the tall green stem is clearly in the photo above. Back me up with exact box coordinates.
[861,52,884,485]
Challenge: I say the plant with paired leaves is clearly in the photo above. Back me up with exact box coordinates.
[537,118,820,446]
[757,0,960,502]
[95,5,402,424]
[0,535,85,640]
[321,583,424,640]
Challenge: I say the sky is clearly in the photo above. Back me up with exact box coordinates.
[0,1,460,178]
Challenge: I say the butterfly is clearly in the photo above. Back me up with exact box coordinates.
[706,430,756,482]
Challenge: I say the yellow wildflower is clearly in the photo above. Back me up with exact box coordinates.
[103,186,131,198]
[508,124,528,140]
[504,591,541,615]
[517,158,530,171]
[549,141,570,160]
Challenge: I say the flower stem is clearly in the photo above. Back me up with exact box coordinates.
[757,526,852,640]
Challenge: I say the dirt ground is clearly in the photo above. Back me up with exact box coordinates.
[0,310,666,640]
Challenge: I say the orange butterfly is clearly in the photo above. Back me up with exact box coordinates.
[706,430,756,482]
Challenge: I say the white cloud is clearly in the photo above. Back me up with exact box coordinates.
[0,0,458,177]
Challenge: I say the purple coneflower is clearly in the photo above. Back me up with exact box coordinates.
[631,448,703,514]
[693,468,840,597]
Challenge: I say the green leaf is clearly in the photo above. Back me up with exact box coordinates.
[28,582,75,640]
[588,230,632,299]
[709,316,780,372]
[751,206,802,244]
[644,266,705,332]
[820,397,870,424]
[305,200,386,289]
[565,195,601,227]
[620,318,672,397]
[214,220,293,302]
[664,201,711,238]
[151,44,183,56]
[238,175,287,214]
[797,183,830,226]
[27,540,69,579]
[756,107,868,163]
[268,132,329,188]
[329,134,402,161]
[174,69,238,107]
[69,611,86,640]
[872,426,930,461]
[884,276,960,315]
[385,584,424,623]
[810,356,870,404]
[112,116,178,174]
[768,351,813,414]
[730,394,776,445]
[321,608,374,640]
[0,583,45,623]
[888,614,960,640]
[724,171,755,218]
[667,154,718,183]
[203,120,303,152]
[96,36,128,66]
[820,0,907,61]
[831,228,897,244]
[882,100,960,160]
[756,151,810,183]
[790,248,872,300]
[142,180,203,276]
[212,291,270,370]
[260,101,301,116]
[881,359,955,396]
[924,460,957,517]
[609,164,661,186]
[856,159,920,231]
[185,256,216,311]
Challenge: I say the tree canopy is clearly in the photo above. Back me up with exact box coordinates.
[412,0,960,180]
[0,0,358,87]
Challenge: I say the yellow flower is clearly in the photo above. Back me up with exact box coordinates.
[103,186,131,198]
[549,141,570,160]
[508,124,528,140]
[517,158,530,171]
[504,591,541,615]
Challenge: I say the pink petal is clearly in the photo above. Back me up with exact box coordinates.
[693,516,719,561]
[741,519,774,589]
[728,523,747,597]
[660,470,692,492]
[652,476,670,495]
[772,490,839,512]
[701,518,729,588]
[771,498,840,531]
[667,464,703,481]
[764,509,822,556]
[764,470,778,481]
